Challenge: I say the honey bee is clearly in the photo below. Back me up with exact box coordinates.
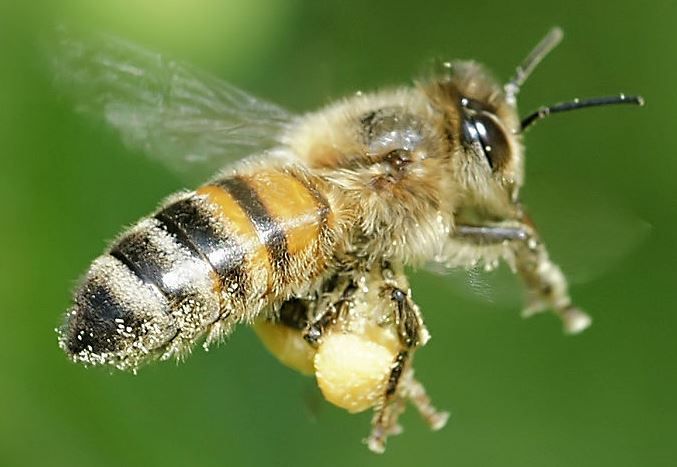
[54,27,643,453]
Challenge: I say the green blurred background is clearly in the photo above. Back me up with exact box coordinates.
[1,1,675,466]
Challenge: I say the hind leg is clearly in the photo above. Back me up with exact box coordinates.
[366,263,449,453]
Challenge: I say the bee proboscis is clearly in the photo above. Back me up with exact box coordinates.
[54,27,643,453]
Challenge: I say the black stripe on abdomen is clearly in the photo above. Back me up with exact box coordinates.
[217,176,289,277]
[67,281,134,354]
[153,197,248,298]
[110,230,173,298]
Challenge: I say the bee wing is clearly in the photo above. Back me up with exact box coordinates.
[426,262,523,309]
[50,28,295,184]
[430,183,650,308]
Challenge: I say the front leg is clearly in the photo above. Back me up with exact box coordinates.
[454,220,592,334]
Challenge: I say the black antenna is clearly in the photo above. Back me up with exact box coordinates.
[520,94,644,131]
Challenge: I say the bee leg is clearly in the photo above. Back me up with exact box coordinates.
[455,223,592,334]
[403,372,450,431]
[367,269,448,453]
[302,281,356,347]
[370,359,449,454]
[388,286,428,348]
[367,360,408,453]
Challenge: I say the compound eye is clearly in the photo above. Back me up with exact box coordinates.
[461,113,510,170]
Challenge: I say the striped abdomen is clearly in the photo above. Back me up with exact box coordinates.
[59,166,336,370]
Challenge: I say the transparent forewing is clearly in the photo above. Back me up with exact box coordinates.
[51,29,295,183]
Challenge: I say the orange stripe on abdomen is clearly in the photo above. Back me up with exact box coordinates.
[198,168,334,298]
[246,170,323,255]
[196,184,272,292]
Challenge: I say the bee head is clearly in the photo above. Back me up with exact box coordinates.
[426,60,524,214]
[427,27,643,216]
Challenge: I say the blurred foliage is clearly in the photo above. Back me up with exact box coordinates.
[0,1,675,466]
